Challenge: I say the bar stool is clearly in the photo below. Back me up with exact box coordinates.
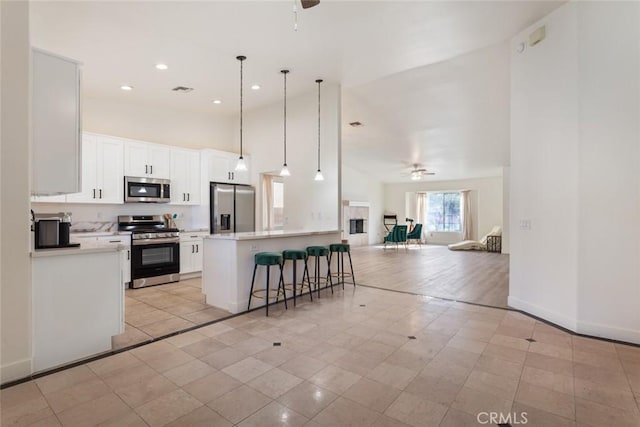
[329,243,356,289]
[282,249,312,307]
[248,252,287,316]
[306,246,333,297]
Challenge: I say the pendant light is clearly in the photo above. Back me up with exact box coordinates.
[280,69,291,176]
[314,79,324,181]
[235,55,248,171]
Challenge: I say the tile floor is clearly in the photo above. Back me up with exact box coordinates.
[3,285,640,426]
[113,278,231,350]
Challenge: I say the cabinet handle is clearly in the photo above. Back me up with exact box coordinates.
[99,189,102,199]
[92,189,96,199]
[109,240,119,243]
[187,193,190,201]
[150,165,153,174]
[145,165,148,174]
[183,193,186,201]
[127,250,130,260]
[231,172,234,181]
[196,244,199,253]
[191,244,194,253]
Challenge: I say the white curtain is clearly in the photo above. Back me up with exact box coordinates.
[460,189,473,240]
[262,174,274,230]
[416,192,427,227]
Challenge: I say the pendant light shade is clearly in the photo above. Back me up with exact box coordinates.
[235,55,248,171]
[314,79,324,181]
[280,69,291,177]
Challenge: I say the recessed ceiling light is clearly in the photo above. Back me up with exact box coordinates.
[212,99,222,104]
[155,63,168,70]
[251,84,261,90]
[120,85,133,91]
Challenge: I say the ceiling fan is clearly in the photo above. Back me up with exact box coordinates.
[301,0,320,9]
[404,164,435,180]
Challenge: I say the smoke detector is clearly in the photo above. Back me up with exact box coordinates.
[172,86,194,93]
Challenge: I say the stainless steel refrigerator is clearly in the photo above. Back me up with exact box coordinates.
[210,182,255,233]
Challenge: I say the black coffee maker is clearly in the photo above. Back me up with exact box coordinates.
[33,212,79,249]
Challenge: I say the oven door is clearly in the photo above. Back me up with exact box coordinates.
[130,241,180,288]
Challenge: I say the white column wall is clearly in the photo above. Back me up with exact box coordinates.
[1,0,33,383]
[509,1,640,342]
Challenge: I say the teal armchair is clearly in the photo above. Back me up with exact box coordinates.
[407,223,423,246]
[383,225,408,250]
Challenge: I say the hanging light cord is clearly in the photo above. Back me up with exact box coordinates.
[237,55,245,159]
[316,79,322,171]
[282,70,288,166]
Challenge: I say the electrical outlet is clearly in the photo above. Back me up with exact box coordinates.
[519,219,532,230]
[250,245,258,252]
[97,212,102,219]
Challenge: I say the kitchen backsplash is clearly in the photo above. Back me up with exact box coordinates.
[31,202,210,231]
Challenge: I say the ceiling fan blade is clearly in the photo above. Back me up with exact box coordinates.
[423,172,436,175]
[301,0,320,9]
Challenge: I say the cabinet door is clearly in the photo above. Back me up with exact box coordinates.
[95,137,124,204]
[192,239,203,272]
[66,135,98,203]
[208,151,233,183]
[179,241,195,274]
[96,236,131,284]
[32,49,81,195]
[148,145,171,179]
[121,247,131,285]
[186,151,201,204]
[170,149,189,205]
[124,141,150,177]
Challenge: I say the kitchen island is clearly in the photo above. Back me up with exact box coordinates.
[202,230,341,313]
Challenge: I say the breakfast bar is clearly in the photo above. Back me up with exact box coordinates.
[202,230,341,313]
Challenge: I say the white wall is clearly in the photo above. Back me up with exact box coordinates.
[384,176,503,245]
[502,166,510,254]
[575,1,640,342]
[1,0,32,383]
[243,83,341,232]
[510,1,640,342]
[83,97,235,151]
[342,165,384,244]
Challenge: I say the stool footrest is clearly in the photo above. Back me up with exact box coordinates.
[251,288,285,300]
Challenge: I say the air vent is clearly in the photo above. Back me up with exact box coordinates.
[172,86,194,93]
[349,121,363,127]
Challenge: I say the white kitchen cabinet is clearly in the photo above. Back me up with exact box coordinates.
[32,249,123,371]
[124,141,171,179]
[31,195,67,203]
[66,134,124,204]
[205,150,251,185]
[31,48,82,196]
[96,235,131,285]
[180,233,206,276]
[171,148,201,205]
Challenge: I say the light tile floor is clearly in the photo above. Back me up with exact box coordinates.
[113,278,231,350]
[3,285,640,426]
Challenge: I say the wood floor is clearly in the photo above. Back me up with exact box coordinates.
[349,244,509,307]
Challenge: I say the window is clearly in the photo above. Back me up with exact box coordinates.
[426,192,461,232]
[272,180,284,229]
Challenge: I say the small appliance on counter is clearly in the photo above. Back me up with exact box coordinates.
[32,211,80,249]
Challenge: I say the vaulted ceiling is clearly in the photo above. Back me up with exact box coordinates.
[30,1,563,182]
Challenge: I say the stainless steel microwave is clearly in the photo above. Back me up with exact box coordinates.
[124,177,171,203]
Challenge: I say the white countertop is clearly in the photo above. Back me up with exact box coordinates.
[31,239,127,258]
[205,229,341,241]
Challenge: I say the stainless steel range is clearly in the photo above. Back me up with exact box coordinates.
[118,215,180,288]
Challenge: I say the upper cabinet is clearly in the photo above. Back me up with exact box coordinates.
[124,141,171,179]
[204,150,251,185]
[171,148,201,205]
[31,49,82,196]
[67,134,124,204]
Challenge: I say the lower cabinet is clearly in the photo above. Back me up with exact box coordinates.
[180,233,206,276]
[95,235,131,285]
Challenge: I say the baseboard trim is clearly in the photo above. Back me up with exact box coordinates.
[576,320,640,345]
[507,296,577,331]
[1,358,32,385]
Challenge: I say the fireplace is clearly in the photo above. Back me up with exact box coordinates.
[349,219,366,234]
